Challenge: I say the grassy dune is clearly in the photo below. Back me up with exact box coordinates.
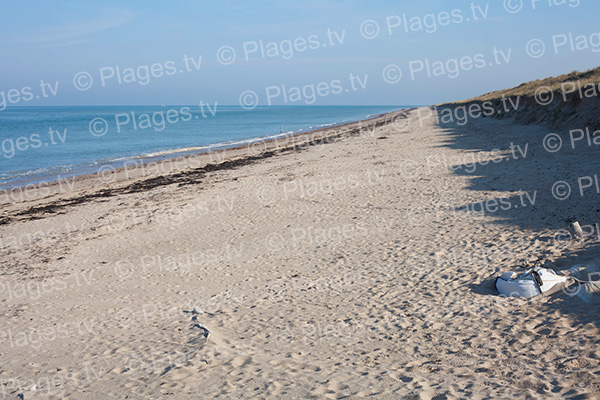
[443,67,600,131]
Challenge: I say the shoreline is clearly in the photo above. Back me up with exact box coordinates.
[0,106,405,190]
[0,108,412,225]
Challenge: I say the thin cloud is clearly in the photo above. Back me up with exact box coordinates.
[224,0,246,11]
[19,9,135,44]
[32,39,91,49]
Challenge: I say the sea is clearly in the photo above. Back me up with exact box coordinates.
[0,105,405,188]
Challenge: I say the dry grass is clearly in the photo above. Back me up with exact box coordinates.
[447,67,600,104]
[442,67,600,130]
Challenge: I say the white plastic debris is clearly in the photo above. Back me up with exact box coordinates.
[192,306,205,315]
[495,267,571,298]
[572,221,584,237]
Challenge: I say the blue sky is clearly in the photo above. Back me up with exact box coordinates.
[0,0,598,106]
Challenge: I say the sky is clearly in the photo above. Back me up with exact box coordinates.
[0,0,598,106]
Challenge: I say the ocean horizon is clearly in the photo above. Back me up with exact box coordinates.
[0,105,407,188]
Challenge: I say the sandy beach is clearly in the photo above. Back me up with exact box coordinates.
[1,107,600,399]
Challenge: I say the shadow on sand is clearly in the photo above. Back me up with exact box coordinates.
[436,110,600,328]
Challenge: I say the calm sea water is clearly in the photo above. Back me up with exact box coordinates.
[0,105,405,187]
